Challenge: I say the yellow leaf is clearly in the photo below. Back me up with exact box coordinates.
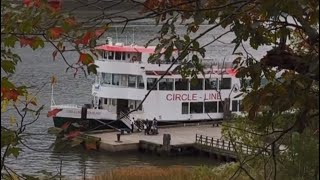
[10,173,19,180]
[1,99,9,112]
[9,115,16,126]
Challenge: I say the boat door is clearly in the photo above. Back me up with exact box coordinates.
[117,99,129,117]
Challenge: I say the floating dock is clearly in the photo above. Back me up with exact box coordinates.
[88,125,222,152]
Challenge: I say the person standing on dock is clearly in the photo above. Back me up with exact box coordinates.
[131,118,135,133]
[145,119,149,135]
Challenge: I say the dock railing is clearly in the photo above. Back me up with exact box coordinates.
[195,134,270,156]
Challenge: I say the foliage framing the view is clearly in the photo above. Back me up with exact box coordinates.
[1,0,319,179]
[142,0,319,179]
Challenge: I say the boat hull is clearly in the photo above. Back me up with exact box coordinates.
[53,117,128,131]
[53,116,222,131]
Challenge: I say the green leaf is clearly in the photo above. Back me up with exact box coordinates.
[87,64,98,74]
[47,127,63,135]
[7,147,21,158]
[3,35,18,47]
[1,60,16,74]
[22,174,40,180]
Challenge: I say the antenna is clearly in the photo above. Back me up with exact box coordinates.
[132,27,135,45]
[115,27,118,43]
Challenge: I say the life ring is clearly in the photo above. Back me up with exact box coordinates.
[132,56,137,61]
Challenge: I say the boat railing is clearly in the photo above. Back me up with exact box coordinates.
[51,104,81,108]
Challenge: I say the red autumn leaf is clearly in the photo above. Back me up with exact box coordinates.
[61,122,71,130]
[23,0,32,6]
[48,0,61,11]
[19,37,34,47]
[49,27,63,39]
[34,0,41,7]
[95,28,105,37]
[76,32,94,45]
[66,130,81,139]
[47,108,62,117]
[1,88,19,101]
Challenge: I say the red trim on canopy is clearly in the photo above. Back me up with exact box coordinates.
[95,44,156,53]
[226,68,238,76]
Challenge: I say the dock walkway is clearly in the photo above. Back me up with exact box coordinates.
[89,125,222,152]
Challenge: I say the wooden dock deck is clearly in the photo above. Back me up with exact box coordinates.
[88,125,222,152]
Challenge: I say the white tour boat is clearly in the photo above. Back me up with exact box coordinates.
[49,38,243,131]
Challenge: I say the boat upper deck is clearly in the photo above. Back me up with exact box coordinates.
[94,41,235,70]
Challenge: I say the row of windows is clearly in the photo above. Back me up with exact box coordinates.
[102,98,143,111]
[182,100,243,114]
[181,101,224,114]
[101,73,144,89]
[147,78,232,91]
[102,51,141,62]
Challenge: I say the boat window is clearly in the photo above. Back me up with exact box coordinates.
[205,78,218,90]
[182,102,189,114]
[128,75,136,88]
[135,100,143,111]
[218,101,224,112]
[190,79,203,90]
[103,51,108,59]
[112,74,120,85]
[115,52,122,60]
[190,102,203,114]
[232,100,238,112]
[108,51,114,60]
[112,99,117,106]
[239,100,244,111]
[104,98,108,104]
[147,78,157,90]
[204,102,217,113]
[120,74,128,86]
[102,73,111,84]
[159,78,173,90]
[220,78,231,89]
[175,79,189,90]
[122,52,126,60]
[137,76,144,89]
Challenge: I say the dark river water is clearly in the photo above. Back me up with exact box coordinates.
[1,4,270,178]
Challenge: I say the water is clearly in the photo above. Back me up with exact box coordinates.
[1,5,270,178]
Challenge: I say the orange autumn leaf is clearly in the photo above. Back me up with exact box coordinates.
[47,108,62,117]
[1,88,19,101]
[49,27,63,39]
[78,53,94,65]
[51,76,57,85]
[85,143,97,150]
[65,17,77,26]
